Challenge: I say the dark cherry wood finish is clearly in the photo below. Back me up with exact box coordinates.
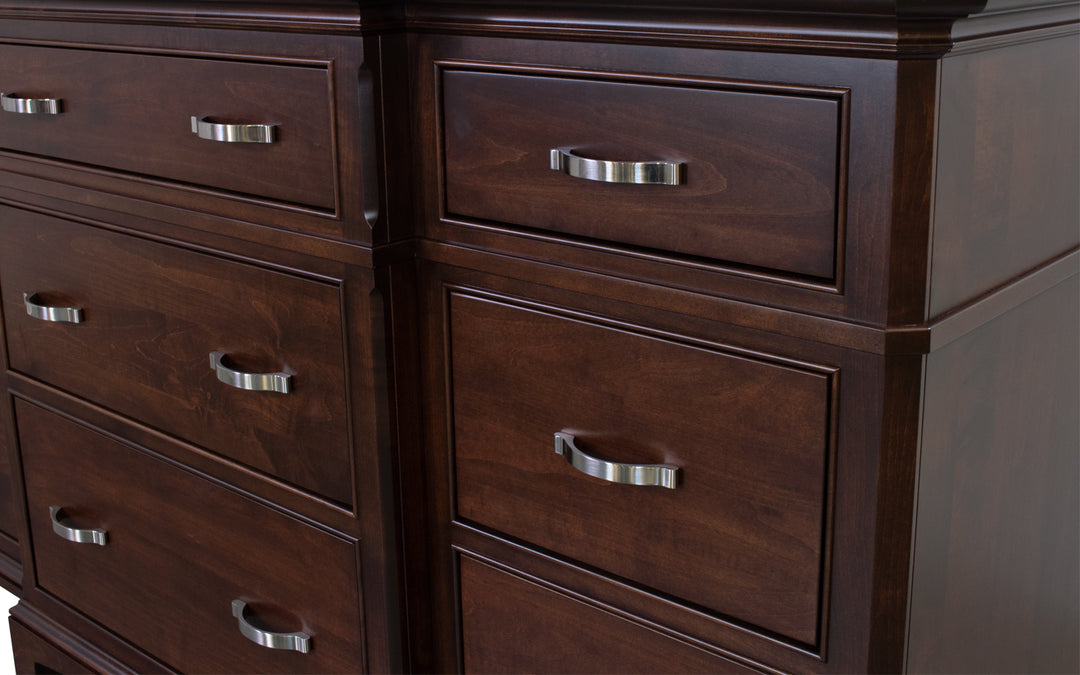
[442,68,843,281]
[0,43,338,210]
[0,207,353,506]
[0,1,1075,674]
[17,399,365,674]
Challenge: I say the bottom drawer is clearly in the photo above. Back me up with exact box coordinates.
[17,399,364,674]
[458,554,755,674]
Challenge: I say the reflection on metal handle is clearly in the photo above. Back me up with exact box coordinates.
[554,432,679,489]
[24,293,83,324]
[50,506,108,546]
[209,351,291,394]
[550,147,685,185]
[1,93,61,114]
[231,600,311,653]
[191,116,276,143]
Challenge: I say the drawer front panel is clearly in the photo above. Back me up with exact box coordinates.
[459,555,756,674]
[449,291,833,646]
[17,400,364,674]
[0,44,336,209]
[442,68,843,280]
[0,208,351,505]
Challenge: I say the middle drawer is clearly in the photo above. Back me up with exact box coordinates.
[0,207,352,505]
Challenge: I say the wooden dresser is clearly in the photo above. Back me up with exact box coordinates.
[0,1,1076,673]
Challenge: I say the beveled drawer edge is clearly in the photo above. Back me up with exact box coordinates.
[433,59,850,292]
[0,5,365,35]
[452,534,797,674]
[7,377,358,524]
[0,42,343,217]
[439,282,841,658]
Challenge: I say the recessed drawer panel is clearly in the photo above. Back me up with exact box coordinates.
[459,555,755,674]
[17,400,364,674]
[0,207,351,505]
[442,68,843,280]
[0,44,336,209]
[449,291,834,647]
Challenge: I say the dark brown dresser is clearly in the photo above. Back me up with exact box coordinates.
[0,1,1076,673]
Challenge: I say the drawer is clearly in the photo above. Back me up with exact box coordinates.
[0,208,351,505]
[448,291,834,647]
[459,555,755,674]
[441,68,843,280]
[17,400,364,674]
[0,43,335,210]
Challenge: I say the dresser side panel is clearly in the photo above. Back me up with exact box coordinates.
[907,275,1080,673]
[929,33,1080,316]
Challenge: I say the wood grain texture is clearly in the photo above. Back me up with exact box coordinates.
[458,555,757,674]
[0,43,337,210]
[448,289,832,646]
[929,34,1080,316]
[10,617,97,675]
[17,399,366,674]
[442,68,842,281]
[0,207,354,505]
[907,276,1079,673]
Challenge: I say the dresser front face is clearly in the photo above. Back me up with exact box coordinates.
[0,10,384,672]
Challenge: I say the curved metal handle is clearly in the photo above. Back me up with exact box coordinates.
[191,116,276,144]
[550,147,685,185]
[554,432,679,489]
[50,506,108,546]
[24,293,83,324]
[209,351,291,394]
[231,600,311,653]
[1,92,62,115]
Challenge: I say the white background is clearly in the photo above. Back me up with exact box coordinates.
[0,587,15,672]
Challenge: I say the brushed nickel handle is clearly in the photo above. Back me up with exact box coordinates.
[554,432,679,489]
[1,92,61,115]
[49,506,107,546]
[209,351,291,394]
[231,600,311,653]
[24,293,84,324]
[191,116,276,144]
[550,147,685,185]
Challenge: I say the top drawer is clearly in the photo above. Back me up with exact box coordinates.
[0,44,336,210]
[442,68,844,281]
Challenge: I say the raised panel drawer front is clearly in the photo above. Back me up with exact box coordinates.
[458,555,756,674]
[442,68,844,281]
[0,207,352,505]
[16,400,364,674]
[449,291,835,648]
[0,43,336,209]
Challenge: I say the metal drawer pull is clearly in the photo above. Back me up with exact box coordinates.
[550,147,685,186]
[24,293,84,324]
[209,351,291,394]
[49,506,108,546]
[1,93,62,115]
[191,116,276,144]
[554,432,679,489]
[231,600,311,653]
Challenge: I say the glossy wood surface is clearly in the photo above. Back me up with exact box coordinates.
[0,43,337,210]
[928,34,1080,315]
[458,555,756,674]
[0,207,353,505]
[0,2,1074,674]
[907,277,1079,673]
[448,289,831,646]
[10,618,95,675]
[17,399,365,674]
[441,68,842,280]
